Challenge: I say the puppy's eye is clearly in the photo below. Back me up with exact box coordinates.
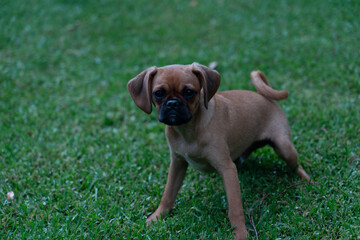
[183,89,196,99]
[153,90,166,100]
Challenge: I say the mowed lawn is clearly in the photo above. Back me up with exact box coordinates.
[1,0,359,239]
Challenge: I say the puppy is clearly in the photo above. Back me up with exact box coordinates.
[127,63,310,240]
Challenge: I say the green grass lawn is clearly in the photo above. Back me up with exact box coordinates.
[1,0,359,239]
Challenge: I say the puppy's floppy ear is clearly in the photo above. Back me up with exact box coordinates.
[191,62,221,109]
[127,66,158,114]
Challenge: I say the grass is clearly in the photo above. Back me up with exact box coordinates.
[0,0,359,239]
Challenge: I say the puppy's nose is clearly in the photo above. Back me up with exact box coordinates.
[166,99,180,108]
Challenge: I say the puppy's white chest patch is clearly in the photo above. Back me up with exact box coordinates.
[184,154,214,173]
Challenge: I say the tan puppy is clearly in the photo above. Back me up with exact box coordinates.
[127,63,310,240]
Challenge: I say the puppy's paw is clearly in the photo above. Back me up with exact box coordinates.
[146,213,161,226]
[146,208,169,226]
[234,229,248,240]
[296,165,310,182]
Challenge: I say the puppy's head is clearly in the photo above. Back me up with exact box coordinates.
[127,63,221,126]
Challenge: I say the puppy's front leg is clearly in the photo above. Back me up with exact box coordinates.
[217,160,248,240]
[147,153,188,224]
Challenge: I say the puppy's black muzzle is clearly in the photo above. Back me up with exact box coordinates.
[158,99,191,126]
[166,99,180,108]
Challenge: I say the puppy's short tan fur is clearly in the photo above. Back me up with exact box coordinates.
[128,63,310,240]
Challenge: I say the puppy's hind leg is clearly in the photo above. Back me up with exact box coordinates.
[272,136,310,181]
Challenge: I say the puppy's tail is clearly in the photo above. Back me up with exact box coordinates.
[250,71,288,101]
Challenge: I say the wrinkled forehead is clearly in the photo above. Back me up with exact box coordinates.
[152,65,200,91]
